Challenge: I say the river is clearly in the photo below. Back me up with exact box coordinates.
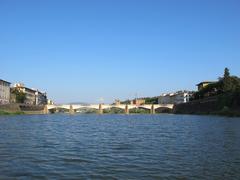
[0,114,240,179]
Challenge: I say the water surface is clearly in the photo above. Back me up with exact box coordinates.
[0,114,240,179]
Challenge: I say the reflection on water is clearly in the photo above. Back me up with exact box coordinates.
[0,114,240,179]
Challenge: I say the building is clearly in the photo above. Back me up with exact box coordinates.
[13,83,36,105]
[0,79,11,104]
[47,99,54,105]
[114,99,121,105]
[132,99,145,106]
[12,83,47,105]
[158,93,173,104]
[196,81,216,91]
[35,90,47,105]
[158,91,193,105]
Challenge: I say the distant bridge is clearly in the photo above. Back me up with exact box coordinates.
[44,104,174,114]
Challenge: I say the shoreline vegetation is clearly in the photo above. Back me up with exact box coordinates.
[174,68,240,117]
[0,110,24,115]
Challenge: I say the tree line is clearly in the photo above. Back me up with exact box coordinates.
[192,68,240,112]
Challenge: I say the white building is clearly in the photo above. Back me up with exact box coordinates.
[158,91,193,105]
[0,79,11,104]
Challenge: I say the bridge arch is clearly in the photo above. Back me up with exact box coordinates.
[155,107,173,113]
[103,107,125,114]
[45,103,174,114]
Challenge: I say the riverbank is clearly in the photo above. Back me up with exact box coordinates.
[211,109,240,117]
[0,104,45,115]
[173,95,240,117]
[0,110,24,115]
[174,109,240,117]
[0,110,47,115]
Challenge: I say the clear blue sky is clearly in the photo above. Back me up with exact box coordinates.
[1,0,240,103]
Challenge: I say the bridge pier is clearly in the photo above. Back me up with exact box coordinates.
[69,105,75,114]
[43,105,49,114]
[151,104,155,114]
[125,105,129,114]
[99,104,103,114]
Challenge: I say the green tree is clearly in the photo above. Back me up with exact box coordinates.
[222,68,232,92]
[145,97,158,104]
[192,67,240,100]
[221,68,240,92]
[12,89,26,103]
[224,67,230,78]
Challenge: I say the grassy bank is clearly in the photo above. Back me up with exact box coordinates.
[0,110,25,115]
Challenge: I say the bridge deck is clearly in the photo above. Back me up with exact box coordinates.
[47,104,174,110]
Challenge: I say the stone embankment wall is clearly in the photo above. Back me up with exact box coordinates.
[0,103,21,112]
[173,96,220,115]
[0,104,45,114]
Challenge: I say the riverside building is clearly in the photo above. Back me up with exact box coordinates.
[35,90,47,105]
[132,99,145,106]
[0,79,11,104]
[158,91,193,105]
[13,83,47,105]
[196,81,216,91]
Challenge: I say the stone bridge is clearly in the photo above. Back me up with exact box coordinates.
[44,104,174,114]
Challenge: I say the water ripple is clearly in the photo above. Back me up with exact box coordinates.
[0,114,240,179]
